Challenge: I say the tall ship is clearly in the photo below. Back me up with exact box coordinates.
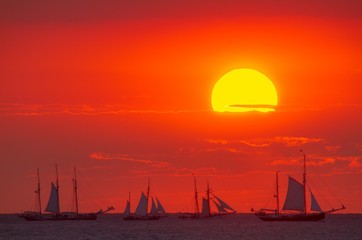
[253,150,345,221]
[19,165,114,221]
[179,176,235,219]
[123,178,166,220]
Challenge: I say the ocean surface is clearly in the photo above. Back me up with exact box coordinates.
[1,214,361,240]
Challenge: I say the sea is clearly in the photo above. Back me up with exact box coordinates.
[1,214,361,240]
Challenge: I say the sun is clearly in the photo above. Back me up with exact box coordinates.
[211,68,278,112]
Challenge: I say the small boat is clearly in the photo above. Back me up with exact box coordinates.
[19,165,114,221]
[123,178,166,220]
[179,176,235,219]
[253,150,345,221]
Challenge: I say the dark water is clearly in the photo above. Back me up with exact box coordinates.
[1,214,361,240]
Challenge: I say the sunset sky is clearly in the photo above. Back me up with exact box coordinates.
[1,0,361,214]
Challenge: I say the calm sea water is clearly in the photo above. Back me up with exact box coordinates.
[1,214,361,240]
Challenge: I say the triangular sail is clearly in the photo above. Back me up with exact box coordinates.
[150,197,158,216]
[282,176,305,212]
[123,201,130,216]
[214,195,235,211]
[201,197,210,217]
[45,182,60,213]
[212,199,227,213]
[155,197,166,213]
[310,189,322,212]
[135,192,148,216]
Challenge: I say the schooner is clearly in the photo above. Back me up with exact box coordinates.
[253,150,345,221]
[123,178,166,220]
[19,165,114,221]
[179,177,235,218]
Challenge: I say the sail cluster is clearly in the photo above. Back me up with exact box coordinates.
[201,195,235,217]
[126,192,166,217]
[282,176,322,213]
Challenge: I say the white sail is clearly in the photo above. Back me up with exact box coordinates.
[214,195,235,211]
[123,201,130,216]
[135,192,148,216]
[282,176,305,212]
[155,197,166,213]
[150,197,158,216]
[212,199,227,213]
[45,182,60,213]
[201,197,210,217]
[310,189,322,212]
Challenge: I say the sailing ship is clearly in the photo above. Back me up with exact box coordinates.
[253,151,345,221]
[123,178,166,220]
[179,177,235,218]
[19,165,114,221]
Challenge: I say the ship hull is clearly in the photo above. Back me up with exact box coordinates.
[20,212,98,221]
[178,213,201,219]
[179,211,235,219]
[123,215,160,221]
[255,212,325,221]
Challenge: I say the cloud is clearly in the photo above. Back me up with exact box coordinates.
[89,152,169,167]
[2,103,362,117]
[337,156,362,168]
[276,103,362,113]
[238,140,271,148]
[227,104,276,112]
[274,137,323,147]
[325,145,341,152]
[131,167,221,177]
[270,157,335,167]
[0,103,205,116]
[270,155,362,169]
[356,144,362,152]
[269,159,300,166]
[205,147,243,154]
[205,136,323,148]
[204,139,229,145]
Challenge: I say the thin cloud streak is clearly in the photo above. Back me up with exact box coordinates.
[270,155,362,169]
[205,136,323,148]
[2,103,362,116]
[0,103,207,116]
[277,103,362,113]
[89,152,170,167]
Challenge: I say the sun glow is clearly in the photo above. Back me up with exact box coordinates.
[211,69,278,112]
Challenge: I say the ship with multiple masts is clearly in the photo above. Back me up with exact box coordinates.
[253,150,345,221]
[19,165,114,221]
[123,178,166,220]
[179,176,235,219]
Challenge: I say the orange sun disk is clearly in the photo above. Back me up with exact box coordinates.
[211,69,278,112]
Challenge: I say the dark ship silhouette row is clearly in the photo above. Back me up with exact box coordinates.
[20,151,345,221]
[19,165,114,221]
[122,177,235,220]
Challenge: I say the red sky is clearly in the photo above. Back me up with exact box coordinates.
[0,0,361,214]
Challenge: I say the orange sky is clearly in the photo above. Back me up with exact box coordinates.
[0,0,362,214]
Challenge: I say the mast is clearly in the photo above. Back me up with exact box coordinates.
[193,176,200,215]
[146,178,150,215]
[73,167,79,214]
[130,192,132,216]
[275,171,280,214]
[37,168,42,214]
[55,164,60,214]
[301,150,307,215]
[206,180,211,215]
